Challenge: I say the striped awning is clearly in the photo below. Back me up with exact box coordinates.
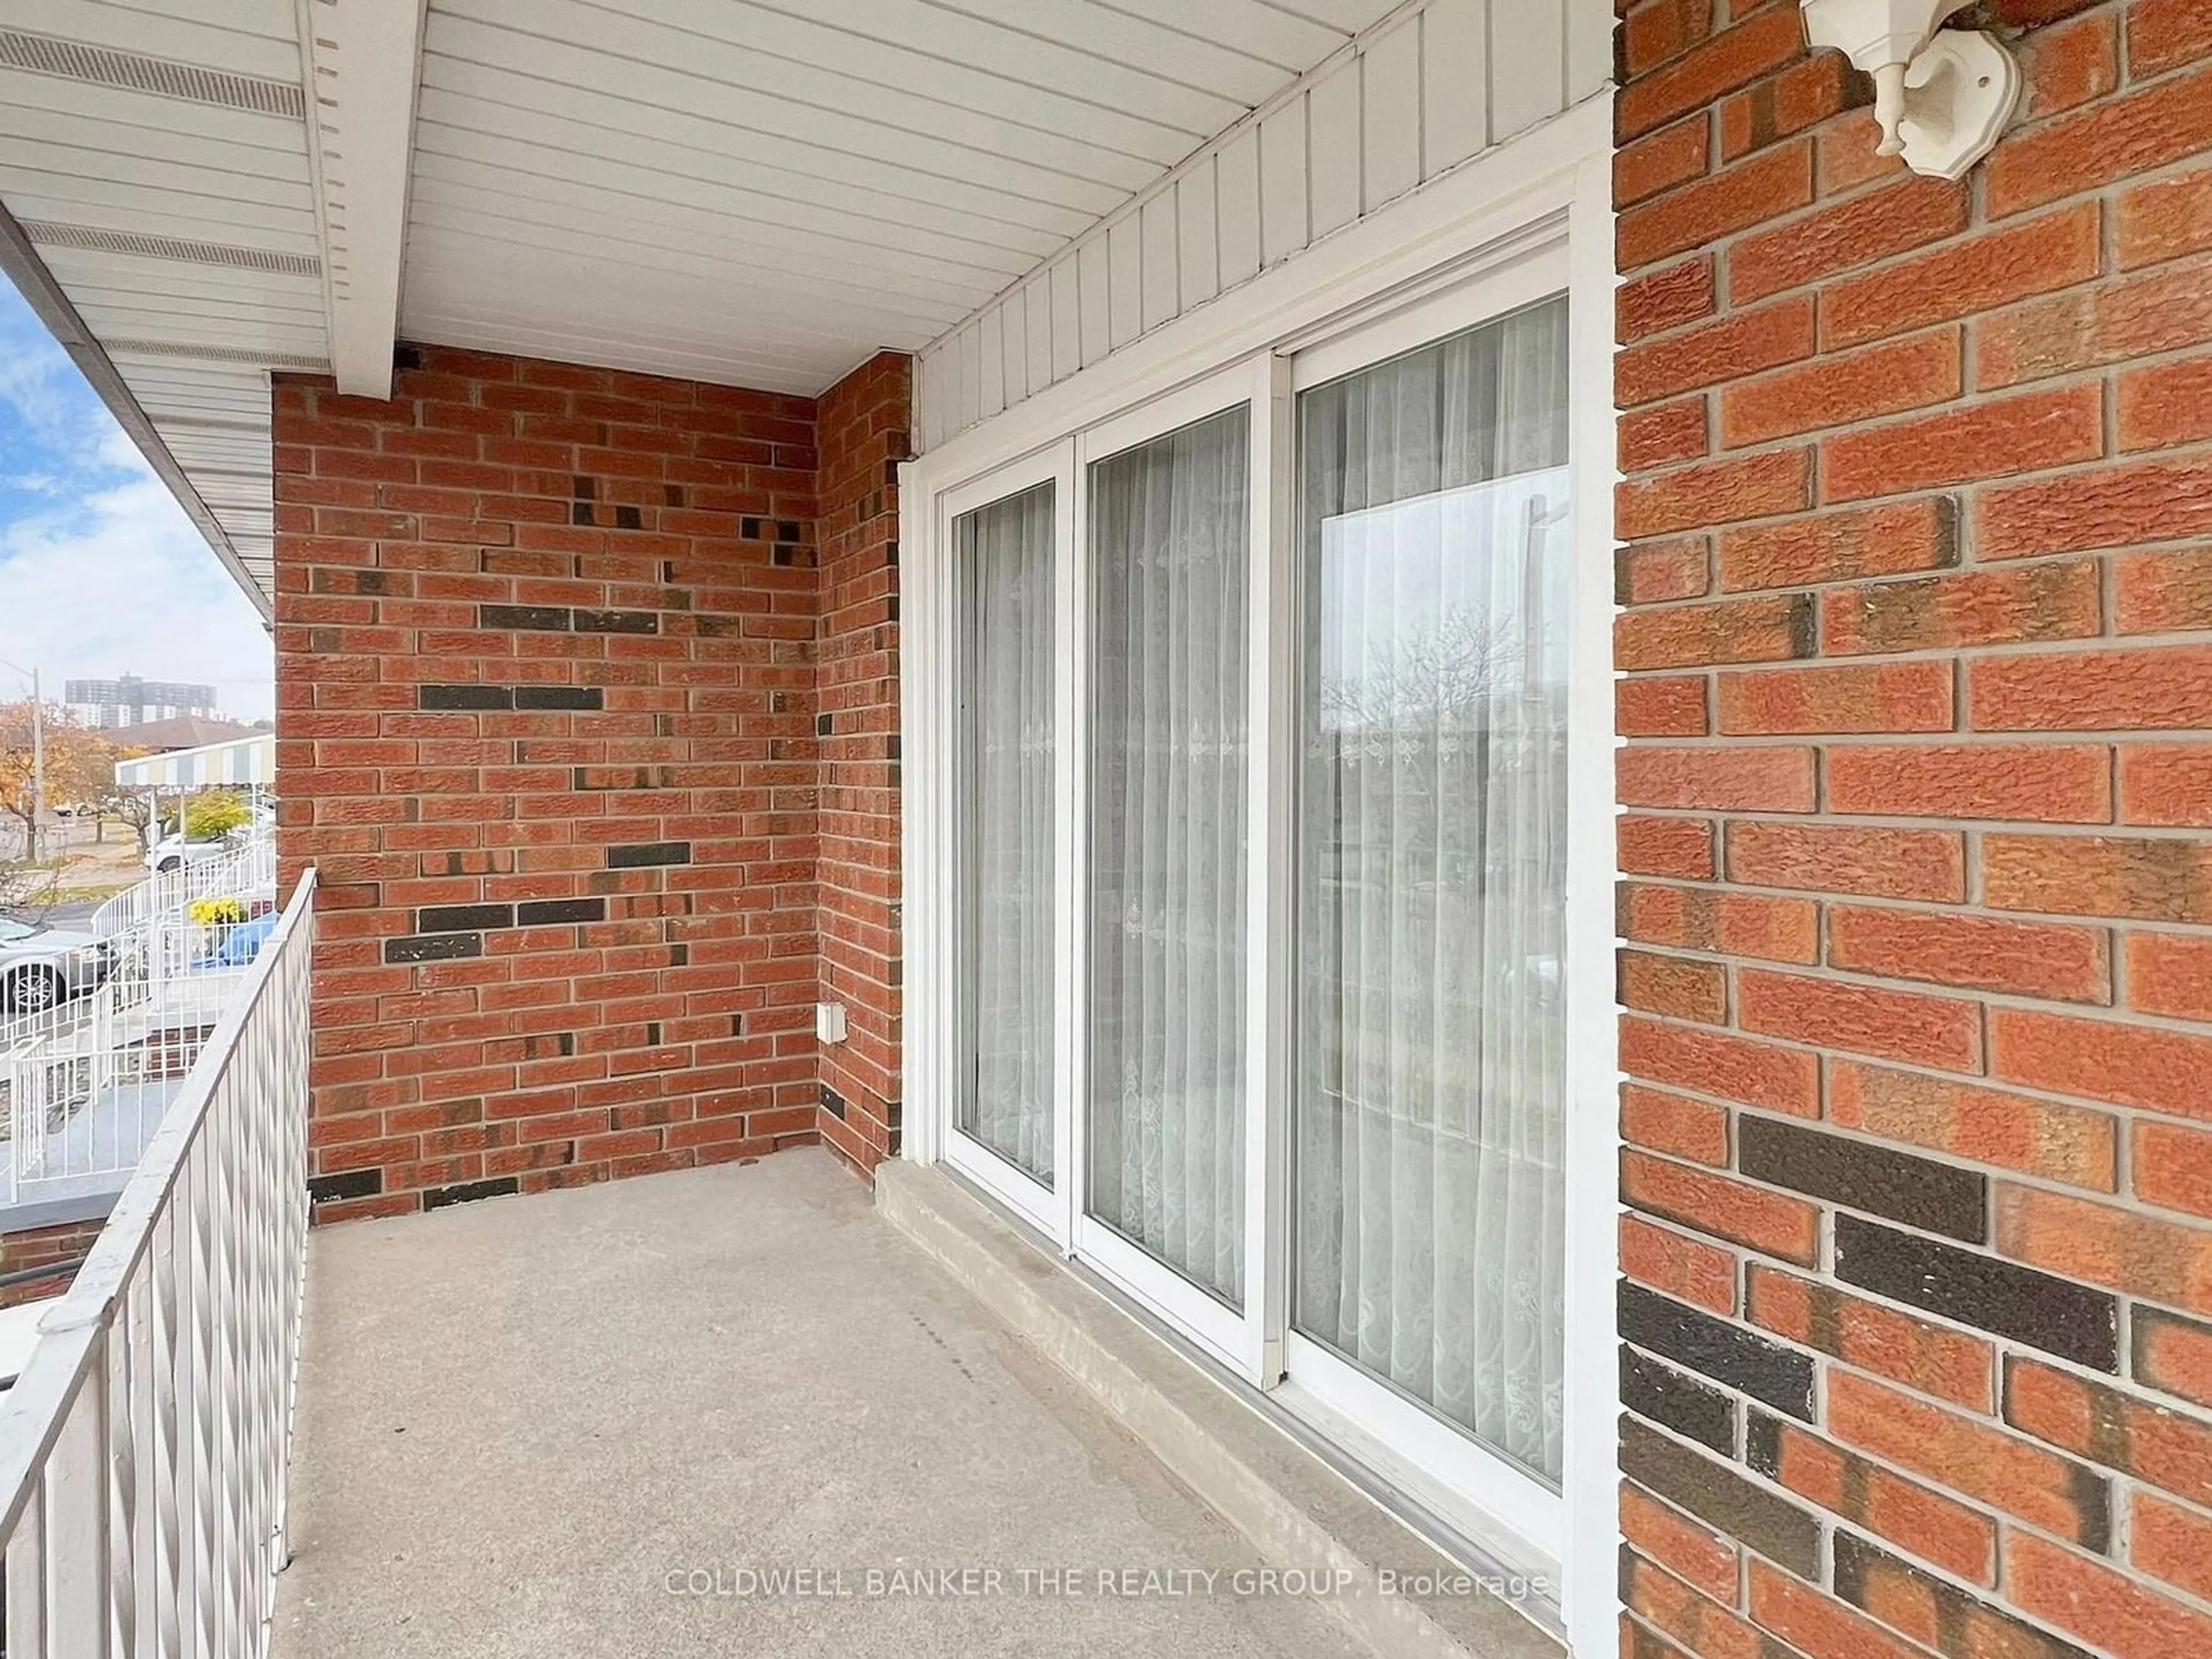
[114,734,274,789]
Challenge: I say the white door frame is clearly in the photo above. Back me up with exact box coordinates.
[1267,240,1580,1588]
[899,92,1620,1658]
[935,442,1078,1244]
[1067,354,1287,1385]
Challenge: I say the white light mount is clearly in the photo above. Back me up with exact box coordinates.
[1800,1,2021,180]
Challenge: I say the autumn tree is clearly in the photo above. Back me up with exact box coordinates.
[0,700,118,859]
[183,790,249,840]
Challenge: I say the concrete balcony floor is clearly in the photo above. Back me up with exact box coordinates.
[271,1148,1368,1658]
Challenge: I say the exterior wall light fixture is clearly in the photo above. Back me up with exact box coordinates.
[1800,1,2021,179]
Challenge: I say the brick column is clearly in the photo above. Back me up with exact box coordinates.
[813,352,912,1176]
[1615,3,2212,1656]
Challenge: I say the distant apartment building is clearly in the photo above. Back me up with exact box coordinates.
[65,675,217,731]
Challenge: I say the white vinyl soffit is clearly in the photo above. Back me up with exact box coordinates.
[395,0,1408,394]
[0,0,1609,610]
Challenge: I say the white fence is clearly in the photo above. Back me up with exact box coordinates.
[5,844,279,1194]
[0,871,313,1658]
[90,837,275,943]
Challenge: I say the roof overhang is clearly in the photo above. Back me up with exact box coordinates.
[0,0,1508,614]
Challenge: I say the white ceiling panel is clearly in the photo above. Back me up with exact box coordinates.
[1,0,1421,615]
[410,65,1099,241]
[395,0,1404,397]
[2,0,304,80]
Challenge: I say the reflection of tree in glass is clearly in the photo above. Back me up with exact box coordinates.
[1320,605,1510,732]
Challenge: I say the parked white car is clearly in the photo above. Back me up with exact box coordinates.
[146,827,247,874]
[0,916,112,1014]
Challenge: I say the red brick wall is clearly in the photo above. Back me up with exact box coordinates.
[273,344,837,1218]
[814,352,911,1176]
[1615,4,2212,1657]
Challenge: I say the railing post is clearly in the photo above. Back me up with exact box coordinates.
[6,1469,47,1656]
[47,1359,109,1657]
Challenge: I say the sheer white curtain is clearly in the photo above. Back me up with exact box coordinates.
[1087,405,1250,1305]
[1294,299,1570,1481]
[959,483,1056,1183]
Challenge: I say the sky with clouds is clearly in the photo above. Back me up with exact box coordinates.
[0,278,274,723]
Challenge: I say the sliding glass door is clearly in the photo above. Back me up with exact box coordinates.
[1285,295,1573,1550]
[942,451,1074,1236]
[957,482,1057,1183]
[923,262,1584,1577]
[1085,402,1252,1304]
[1069,361,1281,1375]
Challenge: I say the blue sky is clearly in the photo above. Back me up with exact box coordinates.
[0,278,274,722]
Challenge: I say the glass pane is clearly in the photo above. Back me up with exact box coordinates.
[1293,297,1571,1483]
[957,482,1056,1184]
[1086,404,1251,1308]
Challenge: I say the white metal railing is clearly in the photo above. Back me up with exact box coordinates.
[6,850,278,1183]
[89,837,275,943]
[7,937,241,1191]
[0,870,313,1658]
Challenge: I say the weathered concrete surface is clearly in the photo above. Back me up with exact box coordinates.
[271,1149,1368,1658]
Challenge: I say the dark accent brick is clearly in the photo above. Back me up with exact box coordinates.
[1619,1416,1821,1579]
[415,904,513,933]
[573,474,594,499]
[1622,1344,1738,1452]
[517,897,607,925]
[513,685,604,710]
[571,501,593,525]
[1833,1533,2094,1659]
[1620,1280,1816,1419]
[646,1021,662,1046]
[309,1169,381,1204]
[1738,1115,1987,1243]
[419,684,512,710]
[573,608,658,635]
[615,505,642,529]
[1835,1214,2118,1372]
[422,1176,520,1211]
[741,516,763,539]
[1743,1408,1781,1474]
[816,713,834,736]
[668,943,688,966]
[480,604,571,631]
[778,519,801,541]
[384,932,484,964]
[821,1084,848,1120]
[607,840,692,868]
